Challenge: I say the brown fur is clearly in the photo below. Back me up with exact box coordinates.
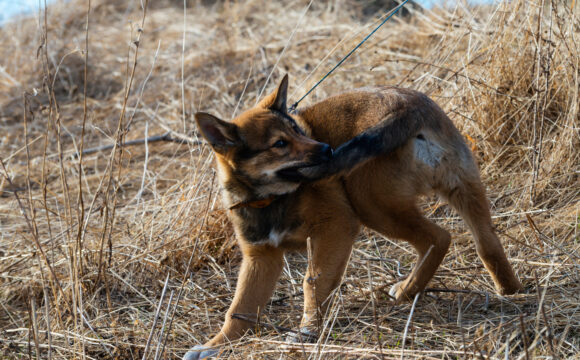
[184,75,522,359]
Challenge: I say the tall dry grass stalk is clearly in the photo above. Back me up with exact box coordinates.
[0,0,578,358]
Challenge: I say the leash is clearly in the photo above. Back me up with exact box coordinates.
[288,0,411,113]
[229,196,277,210]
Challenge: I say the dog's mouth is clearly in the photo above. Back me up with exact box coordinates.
[276,163,321,182]
[276,144,334,182]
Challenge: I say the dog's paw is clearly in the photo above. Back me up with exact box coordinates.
[285,328,318,344]
[388,281,403,299]
[388,281,414,302]
[389,281,422,302]
[498,278,524,296]
[183,345,219,360]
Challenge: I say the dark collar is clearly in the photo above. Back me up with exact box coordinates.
[229,195,278,210]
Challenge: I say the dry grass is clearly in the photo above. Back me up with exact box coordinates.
[0,0,578,358]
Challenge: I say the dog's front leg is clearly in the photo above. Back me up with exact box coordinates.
[295,224,358,343]
[184,244,284,360]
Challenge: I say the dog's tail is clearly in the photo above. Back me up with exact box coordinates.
[298,108,422,180]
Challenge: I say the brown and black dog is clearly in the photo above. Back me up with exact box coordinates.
[184,75,522,359]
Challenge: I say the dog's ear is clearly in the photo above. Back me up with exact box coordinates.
[195,112,239,154]
[259,74,288,113]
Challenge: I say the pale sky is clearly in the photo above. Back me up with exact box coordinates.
[0,0,48,24]
[0,0,497,25]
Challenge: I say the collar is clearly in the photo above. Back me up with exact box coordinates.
[229,196,278,210]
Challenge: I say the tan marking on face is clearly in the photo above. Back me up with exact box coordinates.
[230,109,327,183]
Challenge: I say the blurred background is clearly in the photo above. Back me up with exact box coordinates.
[0,0,578,359]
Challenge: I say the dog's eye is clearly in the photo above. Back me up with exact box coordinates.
[272,140,288,148]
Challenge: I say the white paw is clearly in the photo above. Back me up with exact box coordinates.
[285,327,318,344]
[389,281,403,298]
[183,345,219,360]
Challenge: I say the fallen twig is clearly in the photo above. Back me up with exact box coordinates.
[400,292,420,360]
[76,131,201,157]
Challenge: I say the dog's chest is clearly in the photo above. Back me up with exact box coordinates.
[232,197,301,247]
[262,228,288,247]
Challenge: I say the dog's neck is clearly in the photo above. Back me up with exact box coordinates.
[218,167,284,212]
[220,177,301,246]
[214,156,299,212]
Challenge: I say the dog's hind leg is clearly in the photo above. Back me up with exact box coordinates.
[443,178,522,295]
[344,157,452,302]
[367,205,452,302]
[184,244,284,360]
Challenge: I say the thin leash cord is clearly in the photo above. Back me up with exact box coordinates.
[288,0,411,113]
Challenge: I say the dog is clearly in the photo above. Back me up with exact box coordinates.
[184,75,522,359]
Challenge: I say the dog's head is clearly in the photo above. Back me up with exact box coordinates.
[195,75,333,197]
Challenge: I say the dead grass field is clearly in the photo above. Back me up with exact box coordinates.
[0,0,579,358]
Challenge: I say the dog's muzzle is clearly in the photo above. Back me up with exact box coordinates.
[276,143,333,182]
